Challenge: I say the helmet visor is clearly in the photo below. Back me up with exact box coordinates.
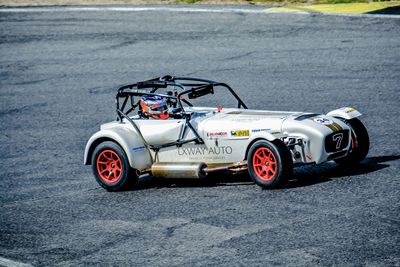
[149,101,168,114]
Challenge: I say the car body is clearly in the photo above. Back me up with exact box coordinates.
[84,76,369,190]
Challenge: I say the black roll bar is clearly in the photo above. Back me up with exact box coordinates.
[114,75,248,152]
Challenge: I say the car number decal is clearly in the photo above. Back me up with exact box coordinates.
[332,133,344,149]
[313,117,332,125]
[313,117,343,132]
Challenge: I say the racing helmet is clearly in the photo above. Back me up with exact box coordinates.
[139,95,169,120]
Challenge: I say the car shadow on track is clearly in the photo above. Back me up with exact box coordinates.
[285,155,400,189]
[135,172,254,190]
[132,155,400,191]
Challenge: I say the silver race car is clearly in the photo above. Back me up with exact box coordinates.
[84,75,369,191]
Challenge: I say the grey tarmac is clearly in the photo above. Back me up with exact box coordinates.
[0,6,399,266]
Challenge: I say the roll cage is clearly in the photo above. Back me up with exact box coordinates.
[115,75,248,152]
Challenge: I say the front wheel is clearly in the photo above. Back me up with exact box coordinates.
[334,118,369,165]
[92,141,138,191]
[247,140,293,189]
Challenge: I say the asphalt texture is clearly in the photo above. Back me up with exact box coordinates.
[1,6,400,266]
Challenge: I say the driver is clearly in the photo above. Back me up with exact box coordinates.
[139,95,169,120]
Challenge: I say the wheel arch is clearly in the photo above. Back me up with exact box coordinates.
[85,136,120,165]
[326,107,362,120]
[334,117,369,165]
[84,128,151,170]
[244,135,286,160]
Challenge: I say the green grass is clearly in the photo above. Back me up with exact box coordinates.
[178,0,200,3]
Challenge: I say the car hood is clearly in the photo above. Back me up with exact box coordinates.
[195,108,303,138]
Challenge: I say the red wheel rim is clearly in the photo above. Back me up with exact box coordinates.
[96,150,123,183]
[252,147,277,182]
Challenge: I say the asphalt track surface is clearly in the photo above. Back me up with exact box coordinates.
[1,5,400,266]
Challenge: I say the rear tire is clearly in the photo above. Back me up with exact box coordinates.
[247,140,293,189]
[334,118,369,165]
[92,141,138,191]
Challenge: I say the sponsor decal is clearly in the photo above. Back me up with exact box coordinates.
[130,89,151,94]
[313,117,333,125]
[251,128,270,133]
[132,146,145,152]
[207,131,228,138]
[231,130,250,137]
[345,107,356,113]
[178,146,233,156]
[231,117,263,122]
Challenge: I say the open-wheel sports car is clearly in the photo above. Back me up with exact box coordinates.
[84,75,369,191]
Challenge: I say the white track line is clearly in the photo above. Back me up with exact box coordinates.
[0,5,398,18]
[0,6,267,13]
[0,256,33,267]
[316,12,400,19]
[265,8,400,18]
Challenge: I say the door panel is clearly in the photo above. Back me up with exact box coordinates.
[135,119,184,145]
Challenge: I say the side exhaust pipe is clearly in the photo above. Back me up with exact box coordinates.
[140,161,248,179]
[151,162,207,179]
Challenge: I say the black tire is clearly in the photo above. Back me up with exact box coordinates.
[334,118,369,165]
[91,141,138,191]
[247,140,293,189]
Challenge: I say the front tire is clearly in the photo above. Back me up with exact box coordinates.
[247,140,293,189]
[334,118,369,165]
[92,141,138,191]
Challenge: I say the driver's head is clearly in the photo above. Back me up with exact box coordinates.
[139,96,169,120]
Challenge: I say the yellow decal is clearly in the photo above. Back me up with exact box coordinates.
[326,122,343,132]
[345,108,356,113]
[231,130,250,137]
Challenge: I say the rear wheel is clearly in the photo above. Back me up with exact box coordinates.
[334,118,369,165]
[247,140,293,189]
[92,141,138,191]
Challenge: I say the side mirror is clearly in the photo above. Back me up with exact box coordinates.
[188,85,214,99]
